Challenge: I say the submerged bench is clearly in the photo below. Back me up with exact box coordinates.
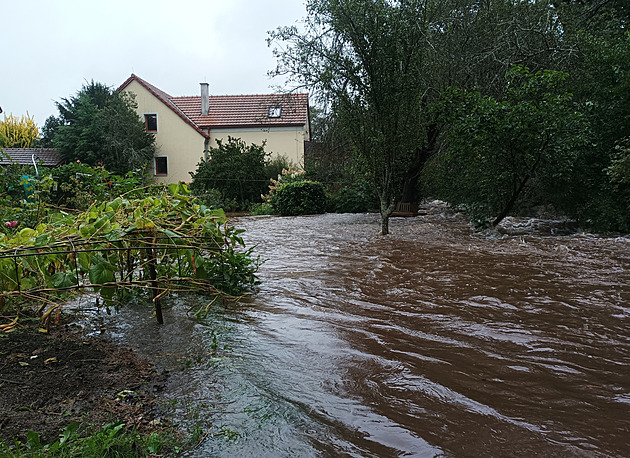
[391,202,419,217]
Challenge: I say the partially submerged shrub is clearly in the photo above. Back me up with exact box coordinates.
[270,181,327,216]
[261,167,306,204]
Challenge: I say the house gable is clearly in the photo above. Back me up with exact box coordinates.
[118,77,208,139]
[118,74,310,183]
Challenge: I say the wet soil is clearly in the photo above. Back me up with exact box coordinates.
[0,320,167,444]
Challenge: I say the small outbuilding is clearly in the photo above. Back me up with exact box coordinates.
[0,148,63,168]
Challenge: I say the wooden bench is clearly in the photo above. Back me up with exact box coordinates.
[391,202,419,217]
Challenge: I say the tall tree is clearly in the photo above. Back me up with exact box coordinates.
[38,115,62,148]
[270,0,571,234]
[271,0,438,234]
[551,0,630,230]
[51,81,155,174]
[430,66,587,227]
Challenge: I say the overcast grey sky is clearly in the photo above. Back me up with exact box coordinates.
[0,0,307,127]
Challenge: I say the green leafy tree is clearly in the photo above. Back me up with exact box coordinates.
[38,115,63,148]
[270,0,434,234]
[429,66,587,228]
[189,137,269,210]
[270,0,572,234]
[51,81,156,174]
[560,28,630,230]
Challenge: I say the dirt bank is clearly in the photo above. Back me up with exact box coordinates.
[0,320,168,444]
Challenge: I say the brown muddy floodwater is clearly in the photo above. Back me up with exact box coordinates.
[106,204,630,457]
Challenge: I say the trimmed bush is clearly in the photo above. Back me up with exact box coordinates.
[271,181,327,216]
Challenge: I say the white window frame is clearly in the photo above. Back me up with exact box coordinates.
[268,106,282,118]
[154,155,168,176]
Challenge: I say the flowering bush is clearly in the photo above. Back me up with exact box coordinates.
[261,167,306,204]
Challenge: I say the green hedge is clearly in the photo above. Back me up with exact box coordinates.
[271,181,327,216]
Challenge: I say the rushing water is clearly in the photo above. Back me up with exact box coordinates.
[104,205,630,457]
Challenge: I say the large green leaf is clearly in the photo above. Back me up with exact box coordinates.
[89,262,115,285]
[51,272,78,288]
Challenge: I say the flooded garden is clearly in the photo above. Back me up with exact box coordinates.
[101,205,629,457]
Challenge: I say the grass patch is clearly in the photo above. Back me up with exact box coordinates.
[0,420,183,457]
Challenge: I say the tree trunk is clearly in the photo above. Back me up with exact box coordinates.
[381,212,390,235]
[401,123,441,203]
[380,198,396,235]
[492,175,530,227]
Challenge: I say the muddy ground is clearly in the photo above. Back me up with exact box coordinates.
[0,320,168,445]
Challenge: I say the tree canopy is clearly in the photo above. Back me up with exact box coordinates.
[48,81,155,174]
[429,66,587,227]
[271,0,630,233]
[270,0,575,234]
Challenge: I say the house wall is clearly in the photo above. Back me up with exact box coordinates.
[210,126,307,167]
[122,80,206,184]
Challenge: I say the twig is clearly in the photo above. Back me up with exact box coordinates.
[0,378,26,385]
[193,426,214,449]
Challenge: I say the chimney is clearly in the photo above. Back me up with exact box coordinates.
[200,82,209,115]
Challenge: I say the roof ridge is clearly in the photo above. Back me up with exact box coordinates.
[119,75,309,132]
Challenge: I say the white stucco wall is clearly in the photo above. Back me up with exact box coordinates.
[210,126,306,167]
[122,80,206,184]
[122,80,308,184]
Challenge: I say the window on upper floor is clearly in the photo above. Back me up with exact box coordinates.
[154,156,168,175]
[268,106,282,118]
[145,114,158,132]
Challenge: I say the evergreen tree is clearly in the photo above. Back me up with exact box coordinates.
[52,81,155,174]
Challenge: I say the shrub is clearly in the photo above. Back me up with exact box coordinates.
[261,167,306,204]
[249,202,276,215]
[189,137,269,211]
[270,181,327,216]
[264,155,293,183]
[194,188,239,212]
[330,185,371,213]
[51,162,149,210]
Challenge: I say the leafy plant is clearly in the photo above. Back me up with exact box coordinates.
[0,183,260,322]
[0,421,178,457]
[50,161,151,210]
[270,181,327,216]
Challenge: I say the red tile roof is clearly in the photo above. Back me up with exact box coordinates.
[118,75,309,134]
[0,148,63,167]
[173,94,309,128]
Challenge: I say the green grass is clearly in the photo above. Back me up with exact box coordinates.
[0,421,182,457]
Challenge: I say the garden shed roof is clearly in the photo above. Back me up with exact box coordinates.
[0,148,63,167]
